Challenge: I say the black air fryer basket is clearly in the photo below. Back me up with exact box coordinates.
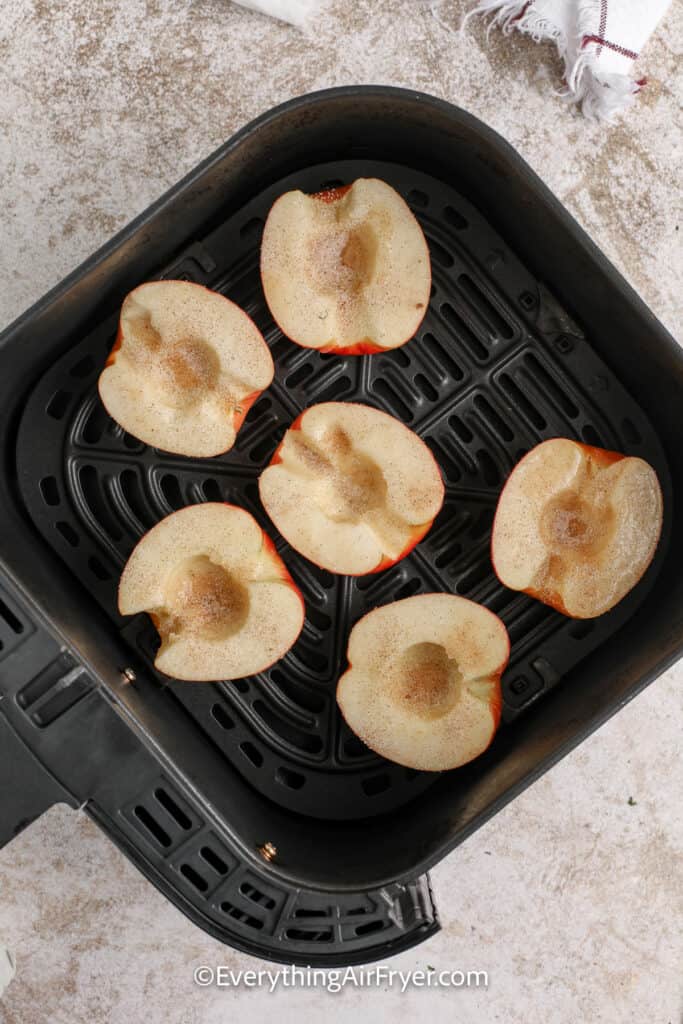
[1,88,681,966]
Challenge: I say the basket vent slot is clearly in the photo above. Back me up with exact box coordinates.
[457,557,492,594]
[252,699,323,754]
[355,919,386,937]
[250,428,285,463]
[449,414,473,443]
[87,555,111,581]
[119,469,152,527]
[56,521,79,546]
[441,302,488,361]
[444,205,468,230]
[202,478,222,502]
[294,907,328,919]
[361,773,391,796]
[414,373,439,402]
[304,604,331,632]
[425,437,461,483]
[154,788,192,830]
[469,508,493,541]
[46,390,71,420]
[39,476,60,506]
[343,734,368,759]
[240,741,264,767]
[423,333,464,381]
[394,578,422,601]
[407,189,428,207]
[458,275,514,340]
[79,466,123,540]
[382,347,411,370]
[434,540,462,570]
[200,846,230,875]
[474,394,514,442]
[81,402,110,444]
[211,703,235,730]
[476,449,501,486]
[269,670,326,713]
[220,901,264,930]
[428,237,454,268]
[0,597,25,636]
[286,363,314,389]
[134,806,172,848]
[315,374,352,403]
[284,926,333,942]
[276,766,306,790]
[239,217,264,240]
[524,354,579,418]
[180,864,208,893]
[159,474,183,510]
[499,372,547,429]
[581,424,604,447]
[371,378,413,422]
[240,882,276,909]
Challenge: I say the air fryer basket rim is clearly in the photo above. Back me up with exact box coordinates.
[0,87,681,901]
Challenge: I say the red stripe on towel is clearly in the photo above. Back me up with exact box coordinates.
[581,35,639,60]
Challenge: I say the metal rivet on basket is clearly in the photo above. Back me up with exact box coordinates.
[258,841,277,863]
[121,667,137,685]
[554,334,575,354]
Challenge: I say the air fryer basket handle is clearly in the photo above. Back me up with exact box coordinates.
[0,713,73,848]
[0,578,80,849]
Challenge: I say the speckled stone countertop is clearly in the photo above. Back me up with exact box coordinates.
[0,2,681,1022]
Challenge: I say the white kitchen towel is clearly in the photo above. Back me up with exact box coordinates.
[232,0,324,28]
[463,0,671,121]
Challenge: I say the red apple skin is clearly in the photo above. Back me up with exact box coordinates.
[490,439,655,618]
[135,501,305,679]
[320,338,386,355]
[259,529,306,620]
[105,321,124,368]
[232,389,261,435]
[339,597,509,761]
[261,185,431,357]
[264,404,444,576]
[313,185,352,203]
[103,281,273,452]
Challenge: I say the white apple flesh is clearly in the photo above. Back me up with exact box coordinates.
[118,503,304,681]
[337,594,509,771]
[491,438,663,618]
[258,402,444,575]
[99,280,274,457]
[260,178,431,354]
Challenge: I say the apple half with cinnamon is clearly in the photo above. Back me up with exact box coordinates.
[337,594,509,771]
[99,280,274,457]
[491,438,663,618]
[260,178,431,354]
[258,402,444,575]
[119,503,304,681]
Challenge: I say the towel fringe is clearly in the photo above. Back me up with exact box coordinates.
[462,0,641,122]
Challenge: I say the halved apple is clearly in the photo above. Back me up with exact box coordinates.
[99,280,274,457]
[118,503,304,681]
[337,594,508,771]
[258,402,445,575]
[260,178,431,354]
[491,438,663,618]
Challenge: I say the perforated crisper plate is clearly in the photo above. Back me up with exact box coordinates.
[16,160,670,821]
